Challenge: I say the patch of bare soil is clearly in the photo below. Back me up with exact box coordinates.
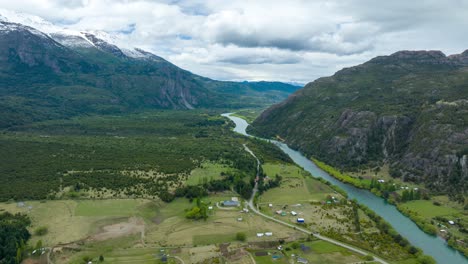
[89,217,145,241]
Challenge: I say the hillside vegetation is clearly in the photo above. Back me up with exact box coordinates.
[0,20,299,128]
[251,50,468,199]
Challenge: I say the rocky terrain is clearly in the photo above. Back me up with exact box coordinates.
[250,50,468,198]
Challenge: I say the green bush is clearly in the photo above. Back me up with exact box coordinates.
[34,226,48,236]
[235,232,246,242]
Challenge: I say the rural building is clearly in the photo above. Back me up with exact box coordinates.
[265,232,273,236]
[269,203,273,207]
[208,206,213,210]
[276,210,283,214]
[257,233,264,237]
[223,200,240,207]
[231,197,239,202]
[291,211,297,216]
[297,257,309,264]
[297,218,305,223]
[449,220,455,225]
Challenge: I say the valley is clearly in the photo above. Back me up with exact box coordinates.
[0,110,436,264]
[0,6,466,264]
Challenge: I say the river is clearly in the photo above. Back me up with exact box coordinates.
[222,113,467,264]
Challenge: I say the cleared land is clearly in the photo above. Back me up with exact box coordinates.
[0,199,150,246]
[186,162,231,186]
[259,163,337,204]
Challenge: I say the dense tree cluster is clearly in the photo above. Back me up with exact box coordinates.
[0,213,31,264]
[0,111,264,201]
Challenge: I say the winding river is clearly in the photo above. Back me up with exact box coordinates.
[222,113,467,264]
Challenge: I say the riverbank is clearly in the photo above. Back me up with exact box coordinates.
[312,157,468,258]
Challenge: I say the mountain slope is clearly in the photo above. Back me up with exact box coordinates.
[0,11,299,128]
[250,50,468,197]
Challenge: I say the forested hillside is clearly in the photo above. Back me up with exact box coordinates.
[0,20,299,128]
[251,50,468,198]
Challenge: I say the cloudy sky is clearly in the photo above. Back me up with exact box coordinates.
[1,0,467,84]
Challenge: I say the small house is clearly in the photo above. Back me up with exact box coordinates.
[297,218,305,223]
[291,211,297,216]
[448,220,455,225]
[297,257,309,264]
[208,206,213,210]
[265,232,273,236]
[257,233,264,237]
[269,203,273,207]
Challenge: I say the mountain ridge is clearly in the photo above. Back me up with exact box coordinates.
[0,10,300,128]
[250,49,468,198]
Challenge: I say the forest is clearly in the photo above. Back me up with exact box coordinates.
[0,110,289,201]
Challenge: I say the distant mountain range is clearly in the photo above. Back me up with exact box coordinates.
[251,50,468,197]
[0,9,300,128]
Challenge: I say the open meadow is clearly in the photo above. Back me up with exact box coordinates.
[258,163,338,204]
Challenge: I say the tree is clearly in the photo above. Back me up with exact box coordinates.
[0,213,31,264]
[235,232,246,242]
[99,255,104,262]
[34,226,48,236]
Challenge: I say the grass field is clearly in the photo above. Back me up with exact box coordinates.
[399,200,459,218]
[0,199,153,246]
[193,233,237,245]
[186,162,231,186]
[284,240,365,264]
[75,199,143,217]
[259,163,338,204]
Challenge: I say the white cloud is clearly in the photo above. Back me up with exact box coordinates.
[0,0,467,83]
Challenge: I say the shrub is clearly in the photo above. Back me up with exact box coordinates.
[291,242,300,249]
[34,226,48,236]
[235,232,246,242]
[417,255,436,264]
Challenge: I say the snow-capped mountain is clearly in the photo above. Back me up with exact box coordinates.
[0,8,154,59]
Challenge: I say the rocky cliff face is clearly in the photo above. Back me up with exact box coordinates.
[251,50,468,197]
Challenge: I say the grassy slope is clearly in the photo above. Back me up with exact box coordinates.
[259,163,336,203]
